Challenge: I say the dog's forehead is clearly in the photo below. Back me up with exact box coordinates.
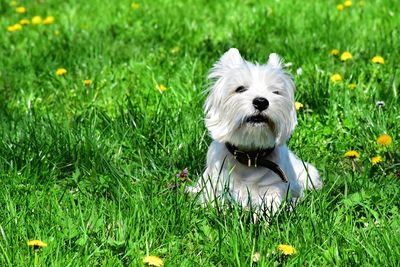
[247,63,285,85]
[218,60,290,92]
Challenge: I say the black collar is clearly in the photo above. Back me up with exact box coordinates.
[225,143,288,183]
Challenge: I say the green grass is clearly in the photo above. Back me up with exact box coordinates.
[1,0,399,266]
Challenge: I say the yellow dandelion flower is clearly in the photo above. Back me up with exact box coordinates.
[27,240,47,248]
[330,49,339,56]
[43,16,55,25]
[13,23,22,31]
[20,19,30,25]
[377,134,392,146]
[344,150,360,159]
[32,16,42,25]
[336,4,344,11]
[330,73,343,82]
[371,56,384,64]
[277,244,296,256]
[56,68,67,76]
[348,83,357,89]
[371,156,382,165]
[171,46,180,54]
[143,255,164,267]
[83,79,92,86]
[7,23,22,32]
[16,6,26,13]
[344,0,352,7]
[295,101,304,110]
[158,84,167,92]
[131,2,140,9]
[340,51,353,61]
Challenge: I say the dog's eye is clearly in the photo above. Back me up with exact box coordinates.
[235,86,247,93]
[273,91,280,95]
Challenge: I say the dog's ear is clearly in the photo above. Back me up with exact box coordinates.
[267,53,283,69]
[209,48,243,79]
[219,48,243,67]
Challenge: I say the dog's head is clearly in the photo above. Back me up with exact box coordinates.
[205,48,297,150]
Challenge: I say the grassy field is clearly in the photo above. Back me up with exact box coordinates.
[1,0,399,266]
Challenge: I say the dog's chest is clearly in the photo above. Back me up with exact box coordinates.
[230,159,284,186]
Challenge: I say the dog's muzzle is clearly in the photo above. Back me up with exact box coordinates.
[246,114,268,123]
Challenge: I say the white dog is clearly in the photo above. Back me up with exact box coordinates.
[190,48,322,214]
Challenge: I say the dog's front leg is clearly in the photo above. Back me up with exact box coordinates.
[256,183,288,215]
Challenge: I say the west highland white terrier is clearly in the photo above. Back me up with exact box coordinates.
[190,48,323,214]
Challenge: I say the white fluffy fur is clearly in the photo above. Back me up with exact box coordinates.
[190,48,322,214]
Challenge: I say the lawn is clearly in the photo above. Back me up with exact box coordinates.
[1,0,399,266]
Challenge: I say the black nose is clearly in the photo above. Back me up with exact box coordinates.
[252,97,269,111]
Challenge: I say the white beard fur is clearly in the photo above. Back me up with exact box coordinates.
[189,48,323,215]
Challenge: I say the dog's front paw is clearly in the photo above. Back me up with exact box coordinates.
[185,185,199,194]
[298,163,323,190]
[256,192,283,216]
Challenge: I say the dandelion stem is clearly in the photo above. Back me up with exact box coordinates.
[34,251,38,267]
[392,70,398,98]
[378,165,387,176]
